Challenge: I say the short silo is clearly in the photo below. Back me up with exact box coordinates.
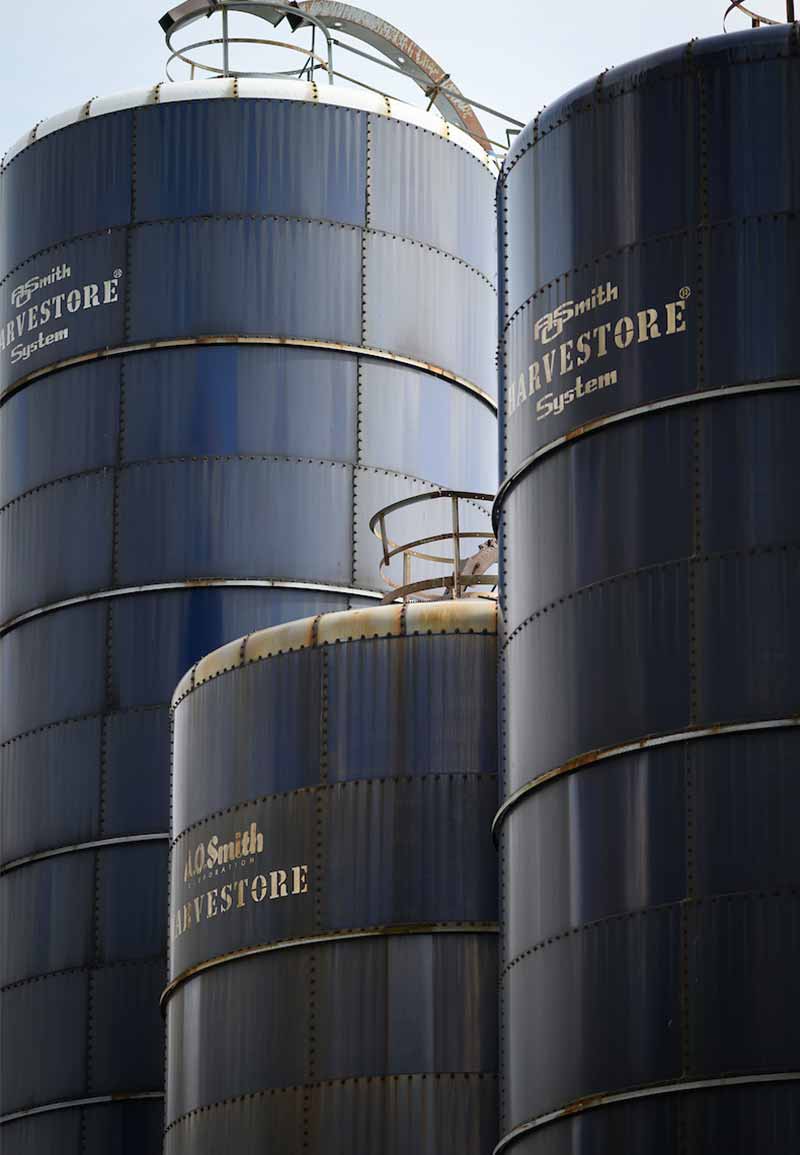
[496,23,800,1155]
[0,16,498,1149]
[165,600,499,1154]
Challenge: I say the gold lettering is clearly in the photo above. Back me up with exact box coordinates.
[517,372,526,407]
[235,878,249,908]
[220,884,233,913]
[614,316,634,349]
[251,875,268,903]
[270,870,289,899]
[207,888,219,918]
[594,322,611,357]
[194,844,205,874]
[666,299,687,335]
[637,308,661,343]
[206,836,218,868]
[542,350,556,385]
[559,339,574,375]
[576,331,591,367]
[193,895,203,924]
[528,360,541,394]
[292,865,309,895]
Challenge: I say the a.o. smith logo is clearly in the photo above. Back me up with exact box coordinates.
[2,264,123,366]
[508,281,692,423]
[533,281,619,344]
[11,263,72,308]
[174,819,309,940]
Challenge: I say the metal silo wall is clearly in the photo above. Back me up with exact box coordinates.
[497,26,800,1155]
[165,602,498,1154]
[0,92,497,1153]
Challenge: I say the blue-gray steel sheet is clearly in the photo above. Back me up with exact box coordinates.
[0,113,133,280]
[364,232,496,398]
[497,1084,800,1154]
[3,1102,163,1155]
[498,24,800,1154]
[164,1065,496,1155]
[1,960,163,1115]
[368,114,497,280]
[166,937,496,1131]
[359,359,496,493]
[134,100,367,226]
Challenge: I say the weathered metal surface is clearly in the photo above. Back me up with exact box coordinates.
[497,25,800,1154]
[0,91,497,1153]
[166,603,499,1152]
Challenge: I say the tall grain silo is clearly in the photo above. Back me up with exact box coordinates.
[165,597,499,1154]
[0,5,498,1151]
[496,22,800,1155]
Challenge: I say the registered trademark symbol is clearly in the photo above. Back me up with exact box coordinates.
[114,268,123,279]
[679,286,691,300]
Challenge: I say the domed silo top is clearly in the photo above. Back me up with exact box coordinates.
[172,598,498,709]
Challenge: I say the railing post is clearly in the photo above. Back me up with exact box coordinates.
[451,495,462,600]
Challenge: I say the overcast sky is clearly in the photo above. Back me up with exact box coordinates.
[0,0,789,153]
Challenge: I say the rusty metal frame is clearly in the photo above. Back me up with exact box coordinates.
[158,0,519,154]
[162,1,336,81]
[298,2,498,150]
[160,921,499,1009]
[492,716,800,838]
[723,0,789,29]
[368,489,497,603]
[494,1071,800,1152]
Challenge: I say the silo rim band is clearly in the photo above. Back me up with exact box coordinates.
[493,716,800,838]
[161,922,499,1010]
[0,579,383,639]
[0,336,498,414]
[492,1071,800,1153]
[492,375,800,533]
[0,832,170,876]
[0,1091,164,1126]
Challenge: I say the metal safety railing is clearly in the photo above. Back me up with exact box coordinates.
[369,490,498,605]
[159,1,524,156]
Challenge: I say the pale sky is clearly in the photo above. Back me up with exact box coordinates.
[0,0,789,154]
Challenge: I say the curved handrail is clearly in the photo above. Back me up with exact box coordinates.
[369,489,497,604]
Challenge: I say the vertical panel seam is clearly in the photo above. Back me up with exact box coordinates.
[352,115,372,599]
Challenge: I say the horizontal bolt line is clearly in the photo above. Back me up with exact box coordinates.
[162,923,499,1009]
[494,377,800,531]
[0,1091,164,1126]
[493,716,800,836]
[0,832,169,875]
[493,1071,800,1152]
[0,337,497,414]
[0,579,381,638]
[165,1070,497,1134]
